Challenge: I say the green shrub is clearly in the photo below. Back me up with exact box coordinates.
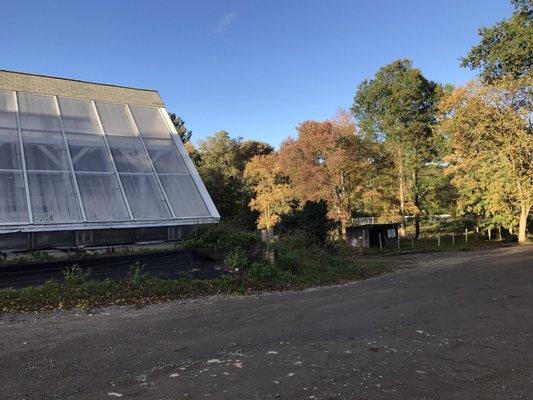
[128,262,152,286]
[181,222,260,250]
[277,200,337,245]
[275,230,316,252]
[223,249,250,271]
[276,249,302,273]
[244,262,295,287]
[179,237,206,250]
[274,231,332,274]
[224,231,260,248]
[218,275,241,291]
[63,265,92,286]
[31,251,52,262]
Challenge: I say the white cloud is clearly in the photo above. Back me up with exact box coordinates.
[215,12,237,33]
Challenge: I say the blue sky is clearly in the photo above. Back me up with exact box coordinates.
[1,0,512,146]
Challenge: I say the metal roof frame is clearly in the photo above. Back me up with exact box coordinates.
[0,87,219,234]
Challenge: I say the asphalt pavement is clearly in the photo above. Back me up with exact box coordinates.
[0,246,532,399]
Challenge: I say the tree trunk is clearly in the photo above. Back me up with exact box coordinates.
[341,221,347,239]
[413,169,420,239]
[398,150,406,237]
[518,204,530,244]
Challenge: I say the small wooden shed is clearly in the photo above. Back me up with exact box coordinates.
[346,223,399,249]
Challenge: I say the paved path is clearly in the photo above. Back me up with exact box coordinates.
[1,246,532,399]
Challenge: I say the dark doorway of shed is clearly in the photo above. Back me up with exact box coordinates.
[369,229,381,248]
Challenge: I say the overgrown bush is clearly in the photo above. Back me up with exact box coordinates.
[274,231,329,273]
[270,230,394,284]
[63,265,92,286]
[223,249,250,271]
[243,262,295,287]
[275,230,317,252]
[31,251,52,262]
[277,200,337,245]
[128,262,152,286]
[181,221,260,250]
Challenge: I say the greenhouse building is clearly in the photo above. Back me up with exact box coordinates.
[0,70,219,250]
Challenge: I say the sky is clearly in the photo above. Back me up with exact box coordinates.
[0,0,513,147]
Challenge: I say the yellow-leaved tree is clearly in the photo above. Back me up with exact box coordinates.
[244,153,293,229]
[437,77,532,243]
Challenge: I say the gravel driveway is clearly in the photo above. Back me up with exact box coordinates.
[1,245,532,399]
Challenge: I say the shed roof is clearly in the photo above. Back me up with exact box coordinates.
[347,223,399,229]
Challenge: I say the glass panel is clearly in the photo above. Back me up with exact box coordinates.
[107,135,152,173]
[0,90,17,129]
[130,106,170,138]
[77,174,129,221]
[0,129,22,170]
[18,93,61,131]
[66,132,113,172]
[159,175,210,218]
[95,102,136,136]
[22,130,69,171]
[144,138,188,174]
[0,171,28,223]
[120,174,171,220]
[58,98,100,134]
[28,172,81,222]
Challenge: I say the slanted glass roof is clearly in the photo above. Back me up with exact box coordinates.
[0,89,219,233]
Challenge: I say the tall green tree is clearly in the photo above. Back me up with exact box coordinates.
[195,130,273,225]
[277,200,337,245]
[239,140,274,165]
[461,0,533,82]
[436,77,532,243]
[351,59,442,238]
[168,113,193,143]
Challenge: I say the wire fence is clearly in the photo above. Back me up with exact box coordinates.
[354,228,508,256]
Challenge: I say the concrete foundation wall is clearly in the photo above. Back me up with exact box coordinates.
[0,226,194,252]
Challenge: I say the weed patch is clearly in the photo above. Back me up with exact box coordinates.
[0,231,396,314]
